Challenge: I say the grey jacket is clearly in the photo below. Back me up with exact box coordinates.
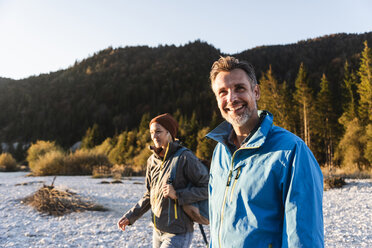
[122,141,209,234]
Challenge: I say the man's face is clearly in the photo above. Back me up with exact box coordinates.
[212,69,260,128]
[150,122,171,149]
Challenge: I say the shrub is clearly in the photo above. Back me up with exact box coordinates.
[132,148,152,174]
[0,153,18,171]
[324,176,346,190]
[31,150,65,176]
[27,141,63,171]
[196,127,216,161]
[64,149,112,175]
[110,164,125,180]
[29,147,112,176]
[336,118,369,171]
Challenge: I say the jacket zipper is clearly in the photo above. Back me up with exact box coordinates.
[218,146,260,248]
[230,167,242,203]
[153,143,170,230]
[218,170,232,248]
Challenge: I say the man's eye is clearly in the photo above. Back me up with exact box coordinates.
[236,86,245,91]
[219,90,227,96]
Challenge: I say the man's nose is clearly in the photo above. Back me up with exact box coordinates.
[227,91,237,103]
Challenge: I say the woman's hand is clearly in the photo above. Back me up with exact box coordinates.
[117,217,130,231]
[163,183,177,200]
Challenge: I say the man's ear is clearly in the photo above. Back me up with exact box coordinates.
[254,84,260,101]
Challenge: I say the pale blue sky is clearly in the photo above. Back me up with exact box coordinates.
[0,0,371,79]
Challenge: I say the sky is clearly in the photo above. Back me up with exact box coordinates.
[0,0,371,80]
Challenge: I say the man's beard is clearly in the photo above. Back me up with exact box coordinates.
[222,108,251,127]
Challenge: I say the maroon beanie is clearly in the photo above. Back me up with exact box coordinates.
[149,113,178,139]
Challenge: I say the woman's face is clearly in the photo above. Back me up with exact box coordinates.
[150,122,172,149]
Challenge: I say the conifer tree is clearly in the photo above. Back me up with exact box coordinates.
[108,131,128,164]
[81,124,102,149]
[124,131,136,160]
[315,74,336,168]
[138,112,150,134]
[183,112,199,152]
[135,112,151,153]
[293,63,314,148]
[258,66,292,130]
[94,138,114,156]
[357,41,372,166]
[357,41,372,125]
[209,111,221,130]
[279,81,296,133]
[173,109,182,124]
[339,61,358,124]
[258,66,278,113]
[177,114,187,141]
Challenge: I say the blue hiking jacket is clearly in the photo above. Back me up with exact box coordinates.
[206,111,324,248]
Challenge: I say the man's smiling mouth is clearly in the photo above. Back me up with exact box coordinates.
[225,103,246,113]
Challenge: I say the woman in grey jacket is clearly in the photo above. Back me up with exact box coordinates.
[117,113,209,248]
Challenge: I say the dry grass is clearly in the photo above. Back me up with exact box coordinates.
[22,185,108,216]
[92,165,112,178]
[322,166,372,190]
[92,164,138,179]
[322,167,372,180]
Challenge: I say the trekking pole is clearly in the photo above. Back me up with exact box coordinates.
[199,224,208,247]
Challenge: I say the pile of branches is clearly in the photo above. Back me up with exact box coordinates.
[22,178,107,216]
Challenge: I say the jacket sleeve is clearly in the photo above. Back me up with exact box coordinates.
[176,151,209,206]
[121,156,152,225]
[282,141,324,248]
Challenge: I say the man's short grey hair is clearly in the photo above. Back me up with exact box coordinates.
[210,56,257,89]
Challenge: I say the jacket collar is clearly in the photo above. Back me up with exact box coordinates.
[206,110,273,149]
[150,140,182,160]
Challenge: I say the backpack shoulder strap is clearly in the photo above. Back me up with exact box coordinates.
[168,147,188,184]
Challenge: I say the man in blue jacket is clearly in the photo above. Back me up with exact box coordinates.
[206,56,324,247]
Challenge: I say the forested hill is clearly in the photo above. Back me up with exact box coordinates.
[236,32,372,89]
[0,32,371,147]
[0,77,14,84]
